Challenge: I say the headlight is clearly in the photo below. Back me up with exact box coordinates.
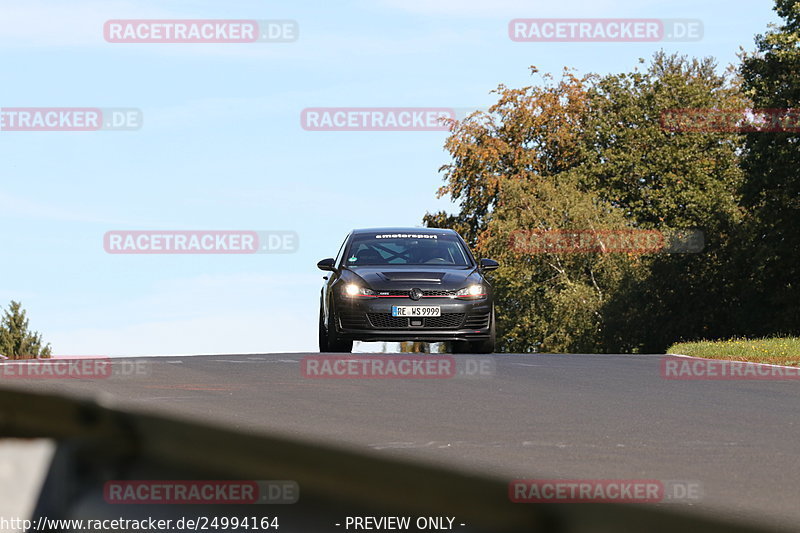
[343,284,377,298]
[455,285,485,299]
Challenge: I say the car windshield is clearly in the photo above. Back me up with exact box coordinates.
[345,233,471,266]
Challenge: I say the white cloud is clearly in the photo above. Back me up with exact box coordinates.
[0,0,165,47]
[0,0,489,60]
[0,0,293,60]
[370,0,687,18]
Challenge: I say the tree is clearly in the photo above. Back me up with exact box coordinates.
[424,68,592,247]
[478,175,640,353]
[0,301,52,359]
[427,53,747,353]
[738,0,800,335]
[583,53,747,352]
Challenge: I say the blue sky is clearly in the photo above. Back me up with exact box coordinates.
[0,0,779,355]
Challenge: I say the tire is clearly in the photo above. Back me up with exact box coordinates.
[322,302,352,353]
[318,305,329,352]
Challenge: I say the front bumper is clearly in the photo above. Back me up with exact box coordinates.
[334,296,492,342]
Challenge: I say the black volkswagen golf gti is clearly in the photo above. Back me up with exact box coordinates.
[317,228,498,353]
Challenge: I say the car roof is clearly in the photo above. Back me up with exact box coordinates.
[351,227,458,235]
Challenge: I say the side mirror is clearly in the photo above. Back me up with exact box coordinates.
[479,258,499,272]
[317,258,336,272]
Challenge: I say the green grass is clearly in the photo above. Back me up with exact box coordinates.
[668,337,800,366]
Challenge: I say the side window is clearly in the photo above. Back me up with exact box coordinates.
[333,234,350,268]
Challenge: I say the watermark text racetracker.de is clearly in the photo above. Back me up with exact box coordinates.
[301,355,495,379]
[1,516,280,532]
[104,480,298,504]
[509,18,703,42]
[0,357,148,379]
[661,357,800,380]
[509,479,703,503]
[301,107,457,131]
[510,229,705,254]
[661,108,800,133]
[104,230,299,254]
[104,20,298,43]
[0,108,142,131]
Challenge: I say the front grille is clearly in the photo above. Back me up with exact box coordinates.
[367,313,408,329]
[379,289,457,298]
[424,313,466,328]
[422,290,457,297]
[381,290,410,297]
[367,313,465,329]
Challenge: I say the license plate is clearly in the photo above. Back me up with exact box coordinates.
[392,306,441,317]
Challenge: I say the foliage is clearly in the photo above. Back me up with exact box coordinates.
[0,301,52,359]
[426,53,749,352]
[738,0,800,335]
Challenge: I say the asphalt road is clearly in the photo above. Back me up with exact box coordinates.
[3,353,799,531]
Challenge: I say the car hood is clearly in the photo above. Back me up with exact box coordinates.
[343,266,481,291]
